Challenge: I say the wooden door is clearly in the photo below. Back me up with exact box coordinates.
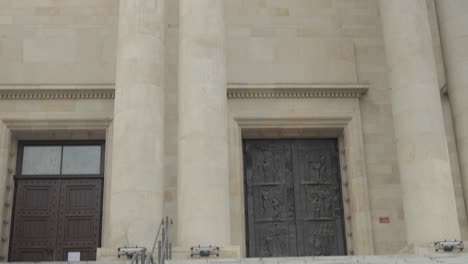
[55,179,103,261]
[244,139,346,257]
[9,180,60,261]
[9,141,104,262]
[10,179,103,261]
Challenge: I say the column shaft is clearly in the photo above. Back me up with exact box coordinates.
[106,0,165,248]
[177,0,231,248]
[437,0,468,230]
[379,0,460,245]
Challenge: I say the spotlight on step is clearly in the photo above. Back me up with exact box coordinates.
[434,240,464,252]
[190,245,220,257]
[118,246,147,261]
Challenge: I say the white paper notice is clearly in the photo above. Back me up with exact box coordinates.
[68,252,80,261]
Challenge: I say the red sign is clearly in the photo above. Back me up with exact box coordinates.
[379,217,390,223]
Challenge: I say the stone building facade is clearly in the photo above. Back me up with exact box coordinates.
[0,0,467,261]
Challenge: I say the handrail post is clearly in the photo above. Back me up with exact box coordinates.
[160,224,166,264]
[157,241,162,264]
[165,217,169,260]
[142,217,172,264]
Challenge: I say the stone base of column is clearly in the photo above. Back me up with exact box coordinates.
[97,245,241,261]
[172,245,241,259]
[96,247,120,261]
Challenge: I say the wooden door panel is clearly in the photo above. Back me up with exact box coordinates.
[14,249,50,262]
[10,179,103,261]
[56,179,102,261]
[9,180,60,262]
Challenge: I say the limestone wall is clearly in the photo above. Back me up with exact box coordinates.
[162,0,458,255]
[0,0,465,258]
[229,0,405,254]
[0,0,117,83]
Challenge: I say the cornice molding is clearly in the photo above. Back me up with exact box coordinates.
[0,84,115,100]
[227,83,369,99]
[0,82,370,100]
[2,118,112,131]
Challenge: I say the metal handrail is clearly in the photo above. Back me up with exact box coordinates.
[119,217,173,264]
[147,216,173,264]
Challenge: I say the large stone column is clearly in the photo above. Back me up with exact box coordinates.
[106,0,165,251]
[177,0,231,250]
[379,0,461,246]
[437,0,468,228]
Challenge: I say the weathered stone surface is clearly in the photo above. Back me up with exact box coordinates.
[437,1,468,241]
[177,0,231,249]
[104,0,166,255]
[0,0,466,259]
[379,0,460,246]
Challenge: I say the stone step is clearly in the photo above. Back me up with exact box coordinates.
[1,254,468,264]
[169,254,468,264]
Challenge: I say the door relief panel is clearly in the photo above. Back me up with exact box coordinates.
[244,139,346,257]
[245,141,297,257]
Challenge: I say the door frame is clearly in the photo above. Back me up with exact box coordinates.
[228,91,374,256]
[9,140,106,261]
[0,117,112,261]
[231,119,374,256]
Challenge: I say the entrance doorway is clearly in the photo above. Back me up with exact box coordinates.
[9,141,104,262]
[243,139,346,257]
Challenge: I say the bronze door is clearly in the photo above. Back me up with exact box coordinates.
[292,140,346,256]
[244,139,346,257]
[244,140,297,257]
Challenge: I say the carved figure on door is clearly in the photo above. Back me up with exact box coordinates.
[255,148,280,183]
[309,223,333,255]
[324,191,333,216]
[263,231,274,256]
[306,154,328,183]
[261,189,282,218]
[261,189,270,215]
[262,224,287,256]
[271,197,281,218]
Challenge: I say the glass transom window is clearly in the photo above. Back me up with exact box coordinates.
[20,143,103,176]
